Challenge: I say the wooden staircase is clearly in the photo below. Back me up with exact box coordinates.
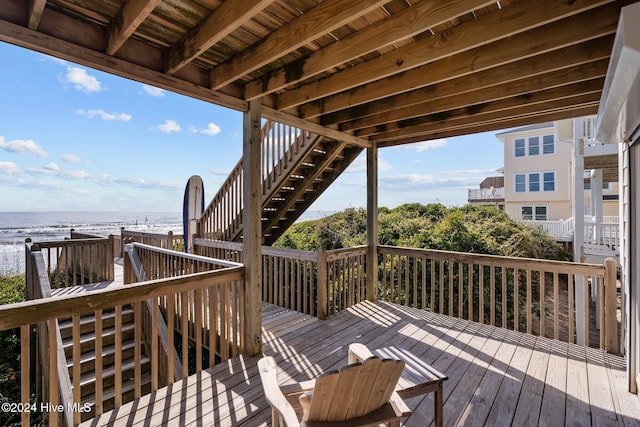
[58,307,152,422]
[198,121,363,245]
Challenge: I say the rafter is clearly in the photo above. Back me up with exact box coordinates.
[261,107,369,148]
[327,36,613,130]
[353,59,609,137]
[276,0,615,113]
[107,0,161,56]
[371,88,603,143]
[0,17,247,112]
[165,0,276,75]
[378,106,599,148]
[209,0,389,90]
[243,0,496,100]
[28,0,46,30]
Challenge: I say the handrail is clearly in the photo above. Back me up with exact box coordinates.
[378,245,618,352]
[1,267,244,330]
[197,119,321,242]
[121,229,183,255]
[24,243,76,427]
[31,236,114,286]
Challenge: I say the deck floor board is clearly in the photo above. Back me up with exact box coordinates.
[83,301,640,427]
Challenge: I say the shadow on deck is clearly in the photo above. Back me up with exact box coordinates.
[84,301,640,427]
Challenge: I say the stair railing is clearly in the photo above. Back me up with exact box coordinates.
[197,120,321,242]
[25,241,75,427]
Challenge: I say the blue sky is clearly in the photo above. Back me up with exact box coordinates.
[0,41,504,213]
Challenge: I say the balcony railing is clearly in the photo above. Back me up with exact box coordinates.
[467,187,504,201]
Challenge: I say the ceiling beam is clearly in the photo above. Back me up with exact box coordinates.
[28,0,46,30]
[0,17,247,112]
[261,107,369,148]
[328,35,613,130]
[107,0,161,56]
[371,90,602,143]
[165,0,276,75]
[355,60,609,137]
[209,0,389,90]
[276,0,614,112]
[297,3,620,120]
[378,106,599,147]
[243,0,496,100]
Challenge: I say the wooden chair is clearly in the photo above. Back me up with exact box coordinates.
[258,354,411,427]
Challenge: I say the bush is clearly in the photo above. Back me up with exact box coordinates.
[0,275,25,427]
[276,204,571,261]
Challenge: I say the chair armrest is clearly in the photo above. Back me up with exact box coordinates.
[389,391,412,417]
[258,356,301,427]
[280,379,316,396]
[348,343,375,364]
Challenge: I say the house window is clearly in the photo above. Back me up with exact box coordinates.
[514,134,555,157]
[529,173,540,192]
[515,138,525,157]
[543,135,555,154]
[515,174,526,192]
[543,172,555,191]
[522,206,547,221]
[528,137,539,156]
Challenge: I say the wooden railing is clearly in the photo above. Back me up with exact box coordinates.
[193,239,369,319]
[9,243,244,426]
[24,243,74,427]
[326,246,368,316]
[26,236,114,288]
[120,229,183,256]
[194,239,325,318]
[378,245,619,352]
[197,120,320,242]
[124,243,244,372]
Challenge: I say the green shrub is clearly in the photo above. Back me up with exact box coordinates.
[0,275,25,427]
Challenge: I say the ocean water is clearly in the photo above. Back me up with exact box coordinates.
[0,211,182,275]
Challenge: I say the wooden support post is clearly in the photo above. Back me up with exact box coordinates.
[317,247,328,320]
[243,98,263,356]
[604,257,619,354]
[367,141,379,301]
[573,120,586,345]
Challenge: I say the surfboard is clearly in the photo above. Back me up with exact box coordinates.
[183,175,205,253]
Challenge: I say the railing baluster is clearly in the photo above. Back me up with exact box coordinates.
[20,325,29,427]
[115,304,122,408]
[48,319,58,426]
[72,314,81,425]
[95,308,103,416]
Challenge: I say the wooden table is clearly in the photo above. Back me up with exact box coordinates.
[349,343,448,427]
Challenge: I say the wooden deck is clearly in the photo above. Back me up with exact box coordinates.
[84,301,640,427]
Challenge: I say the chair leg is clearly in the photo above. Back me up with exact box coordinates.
[434,383,444,427]
[388,420,401,427]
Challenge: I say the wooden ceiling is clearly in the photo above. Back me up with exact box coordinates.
[0,0,629,148]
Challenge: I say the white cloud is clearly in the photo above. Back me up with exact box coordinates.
[156,119,181,133]
[0,136,48,157]
[62,153,83,164]
[395,139,448,152]
[44,162,59,171]
[198,123,222,136]
[345,152,393,173]
[381,173,479,190]
[0,161,19,174]
[76,109,132,122]
[60,66,102,93]
[210,167,231,175]
[142,84,165,97]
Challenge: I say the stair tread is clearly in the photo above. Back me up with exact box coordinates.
[58,307,134,330]
[62,323,136,348]
[66,341,137,368]
[76,357,151,387]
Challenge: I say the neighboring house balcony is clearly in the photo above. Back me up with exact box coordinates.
[522,216,620,258]
[467,186,505,204]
